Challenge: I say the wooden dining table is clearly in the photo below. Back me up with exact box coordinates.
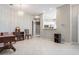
[0,34,16,52]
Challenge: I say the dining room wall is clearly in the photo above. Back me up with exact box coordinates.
[0,4,33,34]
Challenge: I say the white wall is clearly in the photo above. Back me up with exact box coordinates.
[42,9,56,29]
[43,9,56,20]
[40,14,43,30]
[0,5,33,34]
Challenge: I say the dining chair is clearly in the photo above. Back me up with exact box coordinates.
[24,29,32,39]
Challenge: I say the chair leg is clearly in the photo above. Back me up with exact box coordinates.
[25,35,26,39]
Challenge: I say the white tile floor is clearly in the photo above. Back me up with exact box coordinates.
[0,37,79,55]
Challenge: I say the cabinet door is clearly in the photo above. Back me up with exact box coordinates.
[78,6,79,43]
[72,5,78,43]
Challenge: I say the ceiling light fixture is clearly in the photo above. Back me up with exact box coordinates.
[17,11,24,16]
[34,16,40,19]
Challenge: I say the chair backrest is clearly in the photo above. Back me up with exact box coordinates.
[15,31,20,36]
[0,32,3,36]
[24,29,29,35]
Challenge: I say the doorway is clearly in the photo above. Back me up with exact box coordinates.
[36,22,40,36]
[32,21,40,37]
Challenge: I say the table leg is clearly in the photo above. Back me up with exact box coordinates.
[10,42,16,52]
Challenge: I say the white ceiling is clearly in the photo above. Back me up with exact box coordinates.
[9,4,63,15]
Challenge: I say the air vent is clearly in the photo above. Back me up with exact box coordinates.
[9,4,13,6]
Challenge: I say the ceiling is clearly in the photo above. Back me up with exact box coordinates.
[9,4,63,15]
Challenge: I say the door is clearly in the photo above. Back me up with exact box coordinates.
[36,22,40,36]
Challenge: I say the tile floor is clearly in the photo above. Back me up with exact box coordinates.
[0,37,79,55]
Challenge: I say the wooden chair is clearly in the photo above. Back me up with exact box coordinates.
[15,27,24,41]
